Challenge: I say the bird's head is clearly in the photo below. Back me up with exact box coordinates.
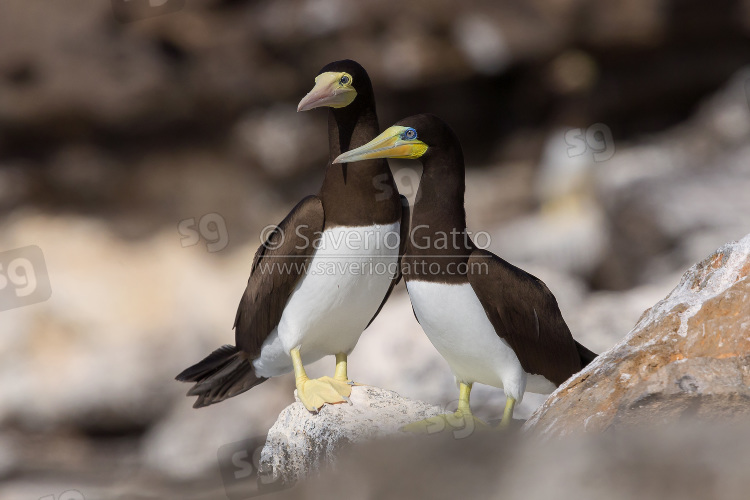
[297,59,372,112]
[333,114,457,164]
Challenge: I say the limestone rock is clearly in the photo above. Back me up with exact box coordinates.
[524,233,750,436]
[259,385,442,485]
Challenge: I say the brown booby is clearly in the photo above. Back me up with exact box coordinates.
[334,114,596,428]
[176,60,408,412]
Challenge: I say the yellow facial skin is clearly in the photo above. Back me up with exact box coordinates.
[333,126,429,164]
[297,72,357,111]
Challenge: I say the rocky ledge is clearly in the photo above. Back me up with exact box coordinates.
[259,233,750,483]
[524,232,750,436]
[259,385,441,485]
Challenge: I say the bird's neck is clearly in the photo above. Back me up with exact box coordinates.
[409,150,471,256]
[318,99,400,227]
[326,96,378,159]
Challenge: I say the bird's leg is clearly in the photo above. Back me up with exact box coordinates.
[497,396,516,429]
[316,353,355,398]
[455,381,473,415]
[333,353,350,383]
[402,382,489,437]
[449,382,489,433]
[291,347,347,412]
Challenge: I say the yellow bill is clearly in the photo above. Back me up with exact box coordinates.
[333,126,428,164]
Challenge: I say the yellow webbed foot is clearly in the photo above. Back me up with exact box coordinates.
[296,378,348,412]
[401,410,490,438]
[314,376,353,398]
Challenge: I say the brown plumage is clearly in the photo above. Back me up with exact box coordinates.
[467,250,593,384]
[333,112,598,424]
[234,196,325,356]
[176,196,324,407]
[176,60,407,408]
[386,114,595,391]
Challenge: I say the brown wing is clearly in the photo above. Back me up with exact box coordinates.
[467,249,582,386]
[233,195,324,357]
[365,195,410,328]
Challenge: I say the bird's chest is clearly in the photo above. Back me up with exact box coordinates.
[406,280,494,348]
[304,223,400,298]
[405,280,519,384]
[278,223,400,348]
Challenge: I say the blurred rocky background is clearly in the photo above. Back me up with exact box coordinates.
[1,0,749,498]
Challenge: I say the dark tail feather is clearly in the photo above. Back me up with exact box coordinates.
[175,345,267,408]
[575,341,597,368]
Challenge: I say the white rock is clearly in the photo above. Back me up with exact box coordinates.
[259,385,441,485]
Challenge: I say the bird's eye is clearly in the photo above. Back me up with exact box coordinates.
[402,128,417,140]
[339,75,350,85]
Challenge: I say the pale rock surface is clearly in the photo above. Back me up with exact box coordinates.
[259,385,441,485]
[524,233,750,436]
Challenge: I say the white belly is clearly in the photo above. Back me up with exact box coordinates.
[405,280,556,402]
[253,223,400,377]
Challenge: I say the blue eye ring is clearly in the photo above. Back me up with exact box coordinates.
[339,75,350,85]
[401,128,417,141]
